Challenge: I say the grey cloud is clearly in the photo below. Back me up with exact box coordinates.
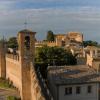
[0,8,100,42]
[0,0,16,10]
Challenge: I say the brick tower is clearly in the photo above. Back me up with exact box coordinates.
[17,29,36,100]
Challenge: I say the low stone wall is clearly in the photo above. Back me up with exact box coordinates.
[36,68,54,100]
[31,64,46,100]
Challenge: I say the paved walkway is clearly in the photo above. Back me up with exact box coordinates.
[0,88,20,100]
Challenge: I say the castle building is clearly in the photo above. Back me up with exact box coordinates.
[35,32,83,48]
[55,32,83,47]
[35,32,84,58]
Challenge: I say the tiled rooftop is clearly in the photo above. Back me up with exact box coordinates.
[48,65,100,85]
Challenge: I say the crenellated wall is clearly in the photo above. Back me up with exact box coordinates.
[47,41,56,47]
[35,41,56,47]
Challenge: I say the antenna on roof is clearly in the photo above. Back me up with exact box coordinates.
[3,35,5,41]
[24,21,28,29]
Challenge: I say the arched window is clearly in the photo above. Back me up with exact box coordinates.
[62,40,65,46]
[24,36,30,50]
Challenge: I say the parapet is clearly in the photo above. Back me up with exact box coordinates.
[35,41,56,47]
[36,41,56,43]
[6,53,19,61]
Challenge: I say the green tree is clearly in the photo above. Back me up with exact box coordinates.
[46,30,55,41]
[35,46,77,78]
[7,37,18,49]
[83,40,98,47]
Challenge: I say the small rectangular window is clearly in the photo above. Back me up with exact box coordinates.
[76,86,81,94]
[65,87,72,95]
[87,86,92,93]
[93,50,95,54]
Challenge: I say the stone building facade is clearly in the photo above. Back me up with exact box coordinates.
[47,65,100,100]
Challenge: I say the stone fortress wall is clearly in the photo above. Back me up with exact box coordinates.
[6,56,21,92]
[0,29,52,100]
[5,55,47,100]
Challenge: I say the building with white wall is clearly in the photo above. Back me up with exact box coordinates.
[84,46,100,58]
[47,65,100,100]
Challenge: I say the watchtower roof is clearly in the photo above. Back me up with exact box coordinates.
[19,29,36,34]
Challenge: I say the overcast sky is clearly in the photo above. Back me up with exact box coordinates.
[0,0,100,42]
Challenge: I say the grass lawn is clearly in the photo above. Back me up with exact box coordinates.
[0,78,14,89]
[0,78,21,100]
